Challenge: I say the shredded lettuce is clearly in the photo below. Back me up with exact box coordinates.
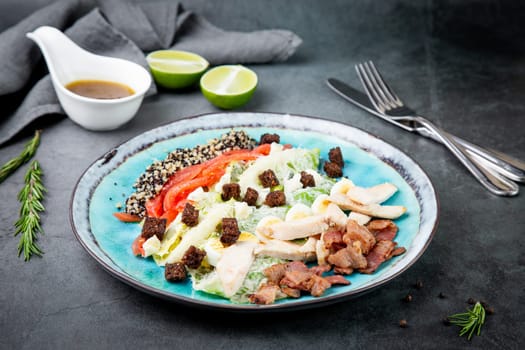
[238,148,320,193]
[192,256,285,303]
[192,267,225,297]
[238,205,289,233]
[291,175,335,206]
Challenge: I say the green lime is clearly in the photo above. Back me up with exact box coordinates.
[200,65,257,109]
[146,50,209,89]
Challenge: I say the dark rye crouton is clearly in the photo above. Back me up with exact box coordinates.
[181,245,207,269]
[328,147,344,168]
[265,190,286,207]
[165,262,186,282]
[141,217,166,240]
[220,218,241,245]
[259,133,280,145]
[259,169,279,188]
[324,161,343,178]
[300,171,315,188]
[181,203,199,227]
[243,187,259,206]
[222,183,241,201]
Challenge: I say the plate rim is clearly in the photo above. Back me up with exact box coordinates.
[69,111,440,312]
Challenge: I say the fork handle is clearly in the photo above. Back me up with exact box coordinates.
[448,134,525,182]
[415,127,525,182]
[414,116,519,196]
[446,133,525,182]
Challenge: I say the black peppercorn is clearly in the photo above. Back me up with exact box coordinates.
[467,297,476,305]
[403,294,413,303]
[415,280,423,289]
[399,319,408,328]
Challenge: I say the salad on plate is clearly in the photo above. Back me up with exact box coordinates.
[114,130,408,305]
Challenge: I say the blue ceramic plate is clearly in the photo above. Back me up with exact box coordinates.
[70,112,439,311]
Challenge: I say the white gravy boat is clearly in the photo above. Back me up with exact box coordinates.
[26,26,151,130]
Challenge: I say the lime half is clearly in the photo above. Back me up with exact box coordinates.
[147,50,209,89]
[200,65,257,109]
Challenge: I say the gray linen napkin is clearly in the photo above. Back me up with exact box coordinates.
[0,0,302,146]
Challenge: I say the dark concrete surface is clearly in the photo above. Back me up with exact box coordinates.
[1,1,524,349]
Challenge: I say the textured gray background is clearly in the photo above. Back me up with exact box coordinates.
[1,1,524,349]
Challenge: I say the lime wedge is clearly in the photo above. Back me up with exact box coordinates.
[147,50,209,89]
[200,65,257,109]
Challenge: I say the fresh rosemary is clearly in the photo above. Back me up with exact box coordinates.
[14,160,46,261]
[447,301,486,340]
[0,130,41,184]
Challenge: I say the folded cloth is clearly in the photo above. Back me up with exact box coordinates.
[0,0,302,146]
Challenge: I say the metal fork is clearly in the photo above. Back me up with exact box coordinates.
[355,61,519,196]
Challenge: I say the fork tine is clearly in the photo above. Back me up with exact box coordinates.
[355,63,386,113]
[362,62,397,110]
[368,61,402,107]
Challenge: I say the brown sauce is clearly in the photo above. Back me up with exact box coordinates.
[65,80,134,99]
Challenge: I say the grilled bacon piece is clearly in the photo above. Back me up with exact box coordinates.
[249,283,281,305]
[333,267,354,275]
[359,240,399,274]
[344,219,376,255]
[324,275,351,286]
[323,228,345,252]
[253,260,348,304]
[366,219,398,241]
[308,275,332,297]
[327,245,368,269]
[263,263,287,284]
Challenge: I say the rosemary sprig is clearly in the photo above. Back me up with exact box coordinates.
[0,130,41,184]
[14,160,46,261]
[447,302,486,340]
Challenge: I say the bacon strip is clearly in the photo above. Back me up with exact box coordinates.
[308,275,332,297]
[249,283,281,305]
[252,261,351,304]
[359,240,397,274]
[263,263,287,284]
[366,220,398,241]
[324,275,351,285]
[344,219,376,254]
[323,229,345,252]
[327,245,367,269]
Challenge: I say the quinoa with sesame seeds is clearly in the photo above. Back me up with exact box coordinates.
[125,130,256,216]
